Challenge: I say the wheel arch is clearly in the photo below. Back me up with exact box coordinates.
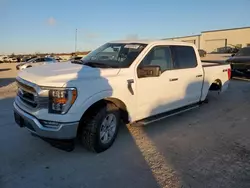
[209,79,222,91]
[77,96,130,137]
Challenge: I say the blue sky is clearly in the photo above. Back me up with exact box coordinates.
[1,0,250,54]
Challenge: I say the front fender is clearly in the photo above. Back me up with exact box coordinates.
[70,90,113,116]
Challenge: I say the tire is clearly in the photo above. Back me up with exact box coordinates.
[230,71,235,79]
[80,103,121,153]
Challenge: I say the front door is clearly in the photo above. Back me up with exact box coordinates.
[135,45,180,120]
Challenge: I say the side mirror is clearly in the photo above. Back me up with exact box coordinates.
[231,54,235,57]
[137,65,161,78]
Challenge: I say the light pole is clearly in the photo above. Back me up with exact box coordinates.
[75,28,77,54]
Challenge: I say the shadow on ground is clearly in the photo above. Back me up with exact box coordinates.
[0,68,11,72]
[0,78,16,88]
[139,80,250,188]
[0,96,162,188]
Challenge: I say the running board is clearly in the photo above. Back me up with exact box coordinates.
[131,104,200,126]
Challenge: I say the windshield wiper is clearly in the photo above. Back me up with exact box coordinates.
[71,59,84,64]
[83,61,113,68]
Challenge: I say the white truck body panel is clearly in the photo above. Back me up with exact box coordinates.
[14,40,231,140]
[201,64,230,101]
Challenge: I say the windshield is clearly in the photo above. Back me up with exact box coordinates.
[235,47,250,56]
[80,43,147,68]
[27,58,37,63]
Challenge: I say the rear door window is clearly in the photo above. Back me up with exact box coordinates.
[171,46,197,69]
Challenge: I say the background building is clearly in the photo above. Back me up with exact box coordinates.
[163,27,250,53]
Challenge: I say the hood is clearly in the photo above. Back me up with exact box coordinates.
[17,62,120,87]
[227,56,250,63]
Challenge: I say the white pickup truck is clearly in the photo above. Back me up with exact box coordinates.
[14,40,231,152]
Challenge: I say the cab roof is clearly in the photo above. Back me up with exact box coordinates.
[109,39,196,47]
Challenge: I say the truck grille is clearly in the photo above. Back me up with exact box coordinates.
[16,79,48,109]
[17,89,37,107]
[16,79,36,93]
[17,81,38,108]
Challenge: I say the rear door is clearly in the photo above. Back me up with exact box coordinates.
[170,45,203,106]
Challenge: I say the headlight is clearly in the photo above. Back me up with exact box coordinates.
[48,88,77,114]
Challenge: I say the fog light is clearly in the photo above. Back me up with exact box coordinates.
[40,120,60,128]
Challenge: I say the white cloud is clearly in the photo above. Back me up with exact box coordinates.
[47,17,56,26]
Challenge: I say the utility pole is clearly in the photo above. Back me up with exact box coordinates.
[75,28,77,54]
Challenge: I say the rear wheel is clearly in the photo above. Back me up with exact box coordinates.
[80,103,120,153]
[230,71,234,79]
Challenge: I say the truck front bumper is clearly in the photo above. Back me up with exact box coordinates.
[13,102,79,139]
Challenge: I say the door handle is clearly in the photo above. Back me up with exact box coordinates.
[127,79,134,95]
[127,79,134,84]
[169,78,178,82]
[196,75,203,78]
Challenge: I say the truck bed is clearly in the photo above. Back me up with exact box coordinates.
[202,60,229,67]
[201,60,231,102]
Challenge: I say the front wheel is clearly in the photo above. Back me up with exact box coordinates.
[80,103,121,153]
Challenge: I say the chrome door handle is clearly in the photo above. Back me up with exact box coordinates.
[127,79,134,95]
[169,78,178,82]
[127,79,134,84]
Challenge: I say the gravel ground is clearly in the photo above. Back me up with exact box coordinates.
[0,63,18,98]
[1,59,250,188]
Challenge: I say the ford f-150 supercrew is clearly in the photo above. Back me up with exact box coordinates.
[13,40,231,152]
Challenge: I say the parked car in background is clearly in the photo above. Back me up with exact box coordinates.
[231,47,240,54]
[16,57,21,62]
[68,56,82,61]
[226,46,250,78]
[0,56,6,62]
[214,46,240,54]
[55,56,63,62]
[217,46,233,53]
[14,40,231,153]
[22,56,38,62]
[16,57,57,70]
[198,49,207,57]
[11,57,17,62]
[2,56,14,63]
